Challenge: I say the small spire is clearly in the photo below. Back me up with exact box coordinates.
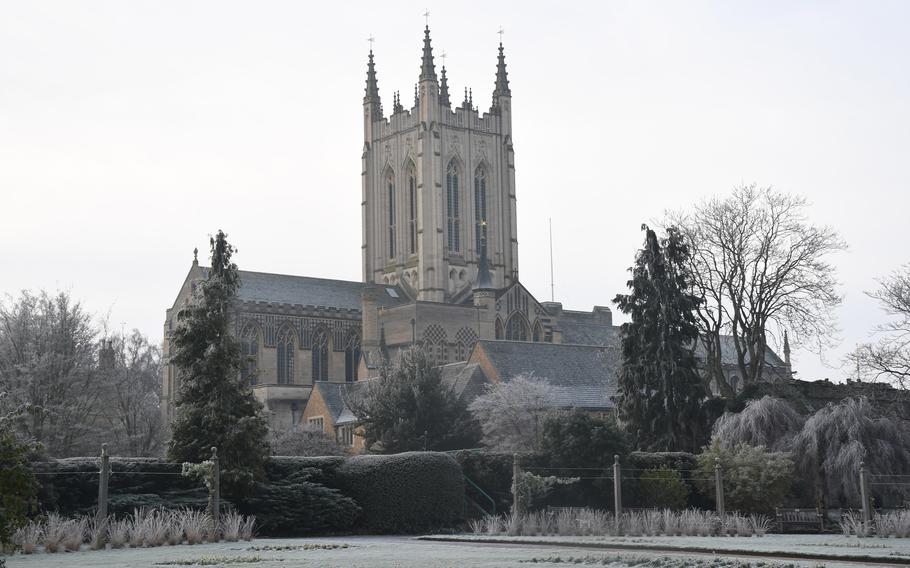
[393,91,403,113]
[474,222,494,291]
[364,49,381,111]
[469,88,473,108]
[419,25,437,82]
[414,83,419,107]
[439,65,450,107]
[492,41,511,107]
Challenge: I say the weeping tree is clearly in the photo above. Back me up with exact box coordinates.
[712,396,805,452]
[167,231,270,493]
[792,397,910,509]
[613,225,707,452]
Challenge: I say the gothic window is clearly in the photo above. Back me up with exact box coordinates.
[240,323,260,385]
[312,328,329,381]
[386,170,396,259]
[532,321,543,343]
[422,324,448,365]
[344,332,361,383]
[474,165,488,252]
[407,165,417,255]
[494,317,504,340]
[505,312,530,341]
[276,326,295,384]
[455,327,478,361]
[446,161,461,252]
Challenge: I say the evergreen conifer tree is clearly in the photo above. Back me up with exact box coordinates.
[167,231,270,492]
[613,225,706,452]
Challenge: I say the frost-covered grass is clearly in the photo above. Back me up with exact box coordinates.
[521,555,809,567]
[10,508,255,555]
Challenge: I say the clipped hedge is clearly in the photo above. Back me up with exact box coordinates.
[338,452,464,533]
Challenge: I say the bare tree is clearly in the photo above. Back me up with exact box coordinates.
[468,374,564,452]
[852,264,910,388]
[100,330,163,456]
[669,185,846,392]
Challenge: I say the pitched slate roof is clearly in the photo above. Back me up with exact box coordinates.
[311,381,367,426]
[439,362,490,404]
[476,340,618,410]
[557,317,786,369]
[233,270,406,310]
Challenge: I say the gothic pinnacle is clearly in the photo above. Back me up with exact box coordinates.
[414,83,418,107]
[419,25,437,82]
[492,41,511,99]
[364,49,380,105]
[439,65,451,107]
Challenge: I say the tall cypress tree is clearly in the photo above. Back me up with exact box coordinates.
[167,231,270,492]
[613,225,706,453]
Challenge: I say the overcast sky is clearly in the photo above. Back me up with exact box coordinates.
[2,1,908,382]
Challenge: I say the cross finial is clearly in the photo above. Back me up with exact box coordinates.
[193,247,198,263]
[440,51,447,67]
[498,26,505,43]
[423,10,430,27]
[367,34,375,51]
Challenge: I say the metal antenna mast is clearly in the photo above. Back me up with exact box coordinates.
[549,218,555,302]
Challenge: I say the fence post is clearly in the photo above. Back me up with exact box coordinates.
[96,443,110,523]
[859,461,871,532]
[613,454,622,534]
[511,453,522,516]
[211,446,221,537]
[714,457,725,518]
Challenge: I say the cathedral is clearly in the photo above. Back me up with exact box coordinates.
[161,27,789,444]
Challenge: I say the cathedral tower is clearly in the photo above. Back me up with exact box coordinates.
[361,27,519,303]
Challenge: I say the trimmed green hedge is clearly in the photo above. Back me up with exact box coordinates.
[338,452,464,533]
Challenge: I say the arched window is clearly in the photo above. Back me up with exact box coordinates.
[344,332,361,382]
[446,161,461,252]
[312,328,329,381]
[532,321,543,343]
[506,312,530,341]
[474,165,488,253]
[276,326,295,384]
[407,165,417,255]
[386,170,396,259]
[422,324,448,365]
[494,317,504,340]
[454,327,477,361]
[240,323,260,385]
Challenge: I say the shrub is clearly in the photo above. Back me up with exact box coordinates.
[239,470,360,536]
[337,451,464,533]
[271,426,348,457]
[695,440,794,513]
[638,467,688,510]
[0,428,37,551]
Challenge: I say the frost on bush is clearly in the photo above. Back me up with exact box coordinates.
[712,396,804,452]
[696,440,793,513]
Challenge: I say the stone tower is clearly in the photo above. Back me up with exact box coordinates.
[361,27,519,303]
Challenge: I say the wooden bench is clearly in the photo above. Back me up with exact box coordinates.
[775,507,824,533]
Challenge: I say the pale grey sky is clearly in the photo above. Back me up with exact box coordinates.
[2,1,908,381]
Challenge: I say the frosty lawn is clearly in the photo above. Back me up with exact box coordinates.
[4,535,909,568]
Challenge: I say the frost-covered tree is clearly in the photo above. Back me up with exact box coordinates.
[348,345,479,453]
[852,264,910,388]
[0,290,107,456]
[0,393,37,551]
[468,374,562,452]
[100,330,163,457]
[712,396,805,452]
[613,225,707,452]
[167,231,270,492]
[792,397,910,508]
[669,185,846,394]
[696,440,794,513]
[271,424,348,457]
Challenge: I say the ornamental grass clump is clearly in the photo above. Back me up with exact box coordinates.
[182,509,212,545]
[12,521,42,554]
[43,513,67,553]
[875,510,910,538]
[108,518,130,549]
[62,517,86,551]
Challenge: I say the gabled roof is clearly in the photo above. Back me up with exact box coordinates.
[474,340,618,410]
[311,381,367,426]
[438,361,489,404]
[235,270,405,310]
